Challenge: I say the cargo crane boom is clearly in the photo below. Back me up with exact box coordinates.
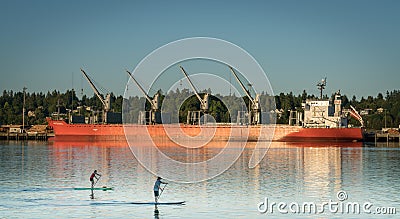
[126,70,159,111]
[80,69,110,111]
[80,68,111,124]
[126,70,160,124]
[228,66,256,106]
[179,66,209,112]
[228,66,261,125]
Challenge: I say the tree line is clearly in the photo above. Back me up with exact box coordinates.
[0,89,399,130]
[0,89,122,126]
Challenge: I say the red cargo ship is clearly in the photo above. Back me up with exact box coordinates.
[47,118,363,142]
[47,71,363,142]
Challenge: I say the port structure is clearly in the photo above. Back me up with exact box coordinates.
[228,66,261,125]
[80,69,112,124]
[179,66,210,125]
[126,70,161,125]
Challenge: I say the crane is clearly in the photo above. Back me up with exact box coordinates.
[80,69,111,123]
[179,66,209,113]
[126,70,161,124]
[228,66,261,125]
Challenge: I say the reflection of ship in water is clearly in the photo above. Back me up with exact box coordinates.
[224,141,363,203]
[49,140,363,203]
[48,140,123,187]
[258,141,363,199]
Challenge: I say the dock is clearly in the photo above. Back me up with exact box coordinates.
[0,132,54,141]
[0,124,54,141]
[374,132,400,142]
[364,129,400,144]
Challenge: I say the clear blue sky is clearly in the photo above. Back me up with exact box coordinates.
[1,0,399,99]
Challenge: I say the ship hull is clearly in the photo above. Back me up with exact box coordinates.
[47,119,363,142]
[277,126,363,142]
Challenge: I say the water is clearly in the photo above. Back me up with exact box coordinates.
[0,140,399,218]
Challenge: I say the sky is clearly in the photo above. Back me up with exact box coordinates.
[0,0,399,100]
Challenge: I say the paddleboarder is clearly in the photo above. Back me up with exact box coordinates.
[153,176,168,203]
[90,170,101,189]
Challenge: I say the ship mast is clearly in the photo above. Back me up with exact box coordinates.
[80,69,111,123]
[126,70,160,124]
[317,77,327,99]
[228,66,261,125]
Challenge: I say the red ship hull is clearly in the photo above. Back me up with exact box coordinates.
[277,126,363,142]
[47,118,363,142]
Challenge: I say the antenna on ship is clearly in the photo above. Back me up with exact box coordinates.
[317,77,327,99]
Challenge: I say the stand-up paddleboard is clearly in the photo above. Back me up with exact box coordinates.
[90,201,185,205]
[74,187,113,191]
[129,201,185,205]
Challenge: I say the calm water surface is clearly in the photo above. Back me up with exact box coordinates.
[0,140,399,218]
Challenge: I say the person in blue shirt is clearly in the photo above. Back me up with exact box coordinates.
[153,176,168,203]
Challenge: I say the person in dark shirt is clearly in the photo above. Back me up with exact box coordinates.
[90,170,101,189]
[153,176,168,203]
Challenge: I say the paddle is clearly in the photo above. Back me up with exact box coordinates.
[157,183,168,202]
[94,175,101,187]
